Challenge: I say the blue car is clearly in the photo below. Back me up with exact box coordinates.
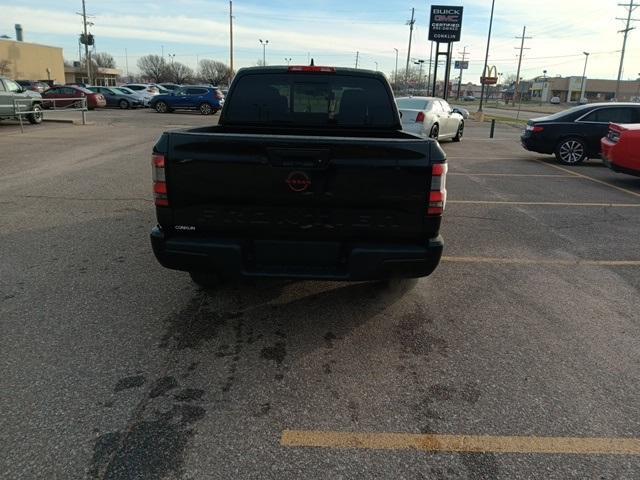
[150,86,224,115]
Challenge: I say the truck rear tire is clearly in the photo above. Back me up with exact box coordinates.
[189,271,223,289]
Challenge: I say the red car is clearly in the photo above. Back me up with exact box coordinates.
[601,123,640,177]
[42,85,106,110]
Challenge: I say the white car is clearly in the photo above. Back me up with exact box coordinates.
[121,83,160,105]
[113,86,150,106]
[396,96,464,141]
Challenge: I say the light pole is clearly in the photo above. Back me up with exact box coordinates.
[478,0,496,113]
[374,61,378,71]
[168,53,175,64]
[413,59,425,91]
[539,69,547,106]
[284,57,292,66]
[259,39,269,66]
[393,48,399,87]
[579,51,589,103]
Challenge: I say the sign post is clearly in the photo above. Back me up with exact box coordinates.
[428,5,464,100]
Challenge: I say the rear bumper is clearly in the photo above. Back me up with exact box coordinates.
[520,135,552,154]
[150,226,443,281]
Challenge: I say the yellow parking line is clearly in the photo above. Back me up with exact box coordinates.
[448,200,640,207]
[536,160,640,199]
[448,173,576,178]
[441,256,640,266]
[281,430,640,455]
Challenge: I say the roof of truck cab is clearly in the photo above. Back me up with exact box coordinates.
[235,66,385,77]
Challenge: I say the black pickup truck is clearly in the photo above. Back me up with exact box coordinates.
[150,66,447,287]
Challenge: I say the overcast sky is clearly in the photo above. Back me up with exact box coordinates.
[1,0,639,82]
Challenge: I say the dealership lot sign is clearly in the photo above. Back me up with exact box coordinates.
[429,5,464,42]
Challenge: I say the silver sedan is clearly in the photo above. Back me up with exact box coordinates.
[397,96,464,142]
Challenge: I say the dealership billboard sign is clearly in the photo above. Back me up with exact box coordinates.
[429,5,464,42]
[454,60,469,70]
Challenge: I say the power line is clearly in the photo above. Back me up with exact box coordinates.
[616,0,638,99]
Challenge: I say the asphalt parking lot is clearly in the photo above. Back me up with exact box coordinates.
[2,109,640,479]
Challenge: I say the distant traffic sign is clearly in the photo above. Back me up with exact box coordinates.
[429,6,464,43]
[455,60,469,70]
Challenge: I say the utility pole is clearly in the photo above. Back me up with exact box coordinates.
[229,1,234,75]
[81,0,92,84]
[616,0,638,100]
[125,48,129,79]
[404,8,415,85]
[579,52,589,102]
[478,0,496,113]
[513,25,532,106]
[393,48,399,86]
[427,42,434,92]
[355,51,359,69]
[374,61,379,71]
[456,46,468,100]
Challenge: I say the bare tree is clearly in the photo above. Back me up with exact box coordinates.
[137,55,168,82]
[168,62,194,84]
[93,52,116,68]
[0,59,10,76]
[197,59,232,85]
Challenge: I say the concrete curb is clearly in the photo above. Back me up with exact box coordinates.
[43,118,96,126]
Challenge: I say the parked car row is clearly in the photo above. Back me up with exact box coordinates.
[520,102,640,178]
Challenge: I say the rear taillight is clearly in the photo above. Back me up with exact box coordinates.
[416,111,425,123]
[427,163,447,216]
[152,153,169,207]
[526,124,544,133]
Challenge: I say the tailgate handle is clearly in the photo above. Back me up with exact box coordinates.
[267,148,330,169]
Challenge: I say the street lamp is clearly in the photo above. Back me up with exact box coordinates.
[168,53,176,64]
[284,57,292,66]
[259,39,269,66]
[413,59,425,90]
[374,61,378,71]
[579,52,589,104]
[539,69,547,105]
[393,48,399,87]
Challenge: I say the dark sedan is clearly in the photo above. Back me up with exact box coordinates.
[88,86,142,109]
[521,102,640,165]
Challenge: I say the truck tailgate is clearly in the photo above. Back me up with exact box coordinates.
[163,132,443,241]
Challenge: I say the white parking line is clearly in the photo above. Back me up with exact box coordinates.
[448,200,640,207]
[536,160,640,199]
[448,173,576,178]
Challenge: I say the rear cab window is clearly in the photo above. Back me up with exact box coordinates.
[224,72,396,128]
